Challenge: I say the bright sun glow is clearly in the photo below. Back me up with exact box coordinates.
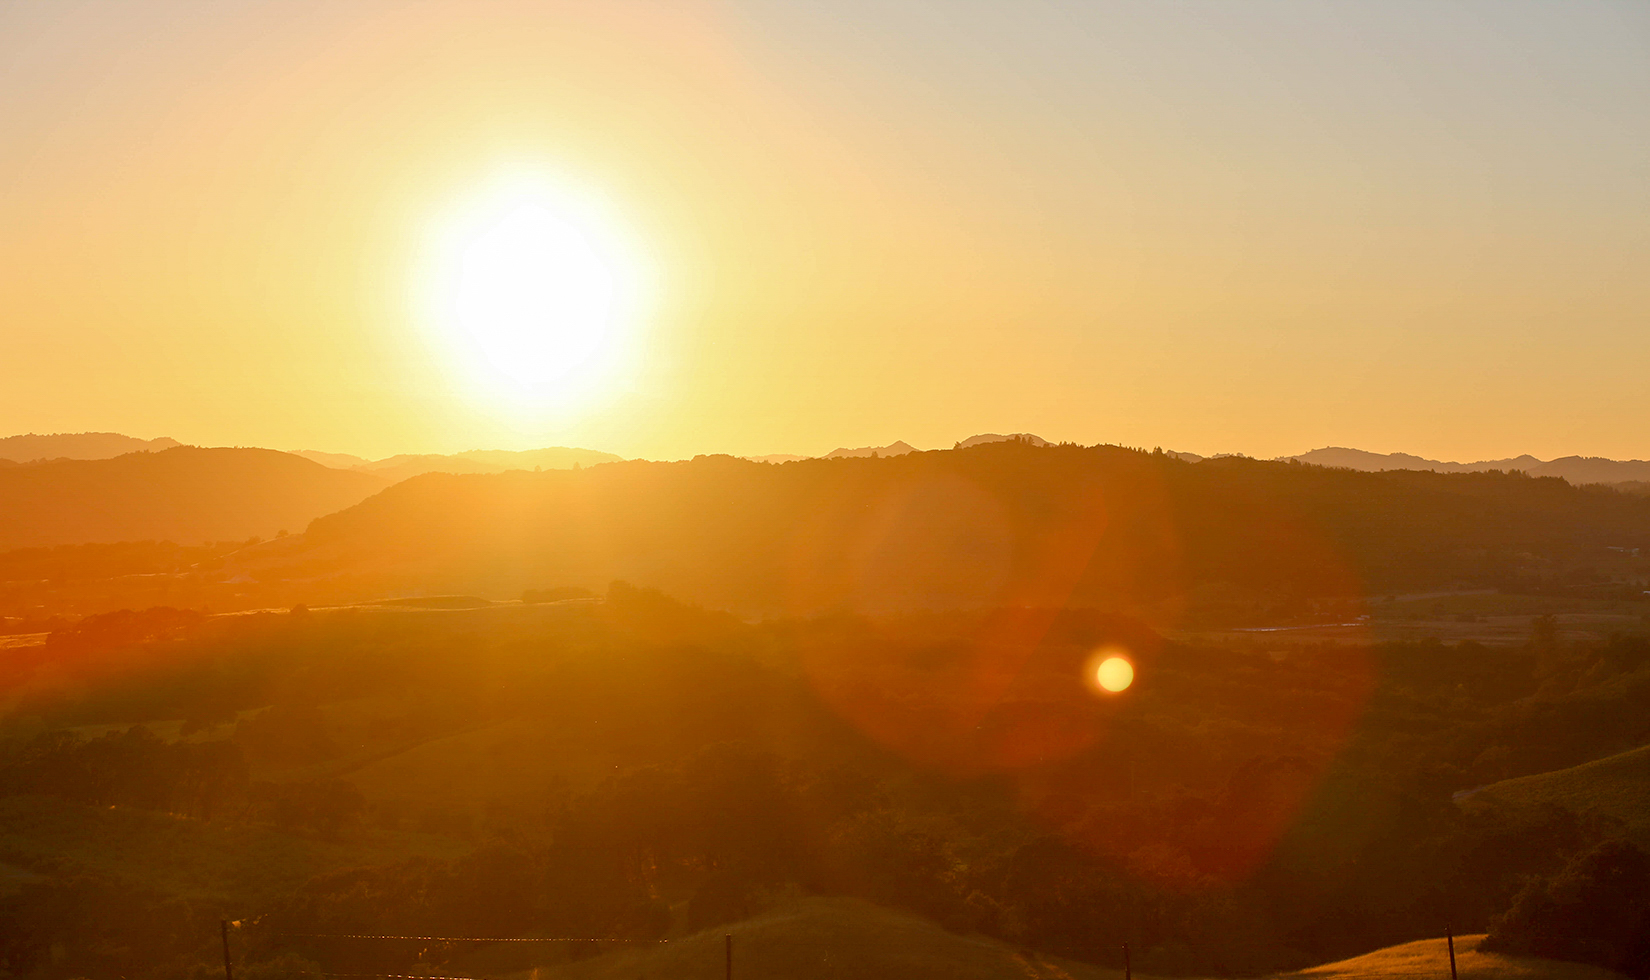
[1097,656,1134,692]
[422,175,648,403]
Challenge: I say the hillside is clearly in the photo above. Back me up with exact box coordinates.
[243,442,1650,618]
[507,897,1127,980]
[354,447,625,482]
[318,901,1629,980]
[0,432,179,463]
[290,449,370,469]
[292,446,622,480]
[0,447,388,549]
[957,432,1051,449]
[1287,448,1650,487]
[1474,744,1650,841]
[0,794,464,908]
[1294,935,1627,980]
[4,597,1647,980]
[823,440,919,459]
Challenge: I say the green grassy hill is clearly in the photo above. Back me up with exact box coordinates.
[1473,744,1650,840]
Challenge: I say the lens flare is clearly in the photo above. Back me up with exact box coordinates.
[1097,655,1134,692]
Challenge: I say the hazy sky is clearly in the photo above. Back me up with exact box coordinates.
[3,1,1647,461]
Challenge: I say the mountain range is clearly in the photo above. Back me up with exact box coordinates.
[0,444,630,551]
[743,441,919,464]
[18,430,1645,487]
[220,440,1650,619]
[1278,447,1650,485]
[6,430,1650,556]
[0,432,180,463]
[746,434,1032,464]
[744,436,1650,488]
[292,446,624,483]
[0,447,387,551]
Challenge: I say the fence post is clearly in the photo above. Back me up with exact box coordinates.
[725,934,733,980]
[220,920,234,980]
[1124,943,1131,980]
[1446,928,1457,980]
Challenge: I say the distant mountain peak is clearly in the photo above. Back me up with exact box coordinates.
[1284,447,1650,486]
[290,449,370,469]
[954,433,1050,450]
[292,446,624,481]
[823,441,919,459]
[0,445,386,550]
[0,432,181,463]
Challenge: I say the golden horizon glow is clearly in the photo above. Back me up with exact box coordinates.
[2,2,1647,460]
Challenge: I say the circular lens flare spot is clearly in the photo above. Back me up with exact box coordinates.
[1097,656,1134,692]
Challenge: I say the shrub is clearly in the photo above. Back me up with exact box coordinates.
[1482,838,1650,978]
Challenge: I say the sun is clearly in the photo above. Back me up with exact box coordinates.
[1096,656,1134,693]
[422,175,647,398]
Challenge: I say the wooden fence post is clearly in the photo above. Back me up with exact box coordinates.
[725,934,732,980]
[1446,927,1457,980]
[220,920,234,980]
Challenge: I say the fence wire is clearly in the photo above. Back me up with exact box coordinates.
[255,926,1493,980]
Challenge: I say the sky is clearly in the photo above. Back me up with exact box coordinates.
[2,0,1647,462]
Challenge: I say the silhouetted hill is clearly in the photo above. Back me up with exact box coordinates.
[0,447,388,550]
[290,449,370,469]
[250,442,1650,618]
[333,446,624,482]
[0,432,180,463]
[823,440,918,459]
[955,432,1050,449]
[1533,456,1650,485]
[1288,448,1650,486]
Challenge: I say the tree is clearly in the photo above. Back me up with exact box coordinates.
[1482,838,1650,978]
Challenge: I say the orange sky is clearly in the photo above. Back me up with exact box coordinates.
[3,1,1648,461]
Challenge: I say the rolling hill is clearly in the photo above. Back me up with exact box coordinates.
[822,440,919,459]
[0,447,388,550]
[510,897,1125,980]
[1473,744,1650,841]
[1286,448,1650,487]
[956,432,1051,449]
[1294,934,1627,980]
[352,446,625,482]
[292,446,625,482]
[0,432,180,463]
[428,900,1627,980]
[238,441,1650,618]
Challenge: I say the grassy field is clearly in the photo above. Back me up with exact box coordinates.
[1295,935,1626,980]
[409,899,1632,980]
[1472,744,1650,841]
[452,897,1124,980]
